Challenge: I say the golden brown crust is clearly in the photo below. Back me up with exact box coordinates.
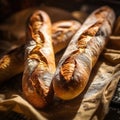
[22,10,56,108]
[53,6,116,100]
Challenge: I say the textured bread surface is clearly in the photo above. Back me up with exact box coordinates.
[22,10,56,108]
[53,6,116,100]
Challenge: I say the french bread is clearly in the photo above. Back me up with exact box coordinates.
[22,10,56,108]
[52,6,116,100]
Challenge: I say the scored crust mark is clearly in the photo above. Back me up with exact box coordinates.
[29,13,44,44]
[60,51,78,82]
[30,65,48,98]
[30,73,47,103]
[28,45,48,66]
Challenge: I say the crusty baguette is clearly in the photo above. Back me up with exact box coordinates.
[22,10,56,108]
[52,6,116,100]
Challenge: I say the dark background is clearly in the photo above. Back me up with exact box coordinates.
[0,0,120,23]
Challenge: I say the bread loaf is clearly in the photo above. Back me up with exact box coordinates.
[22,10,56,108]
[52,6,116,100]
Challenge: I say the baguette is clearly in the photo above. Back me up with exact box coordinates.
[22,10,56,108]
[52,6,116,100]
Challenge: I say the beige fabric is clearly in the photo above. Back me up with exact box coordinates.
[0,5,120,120]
